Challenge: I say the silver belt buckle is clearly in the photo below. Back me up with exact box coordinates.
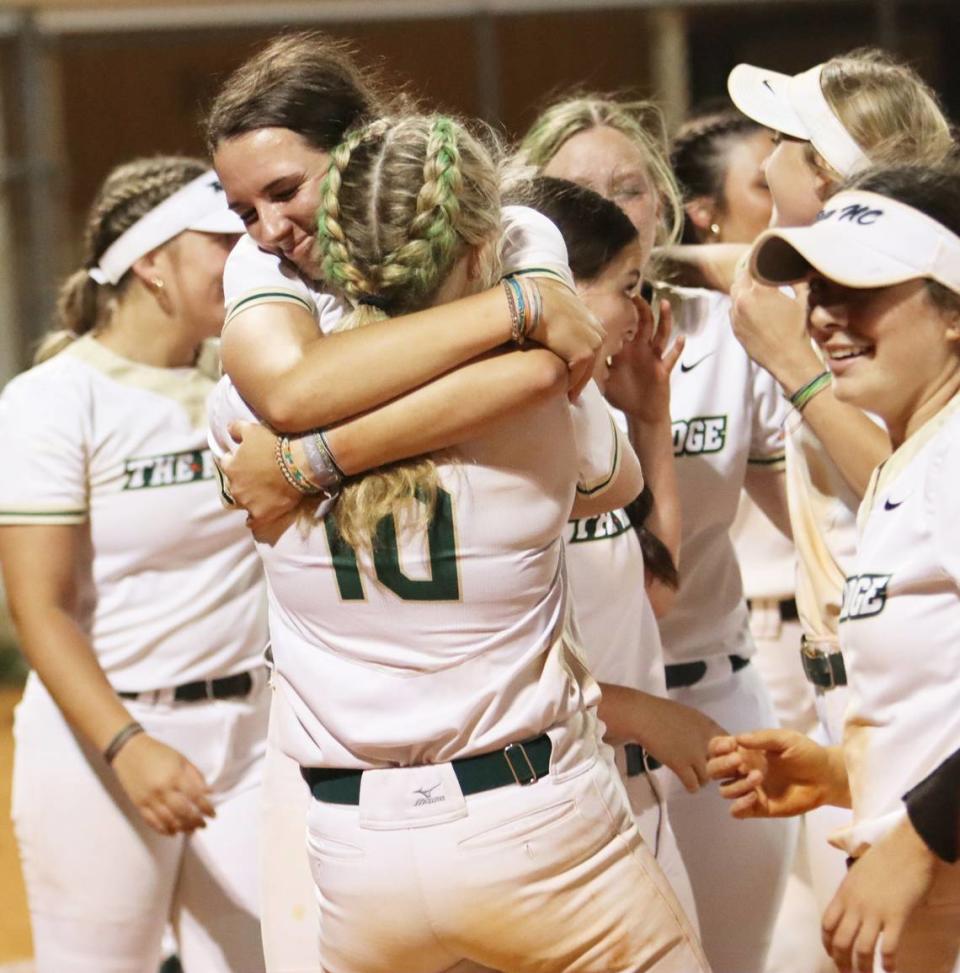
[504,742,538,786]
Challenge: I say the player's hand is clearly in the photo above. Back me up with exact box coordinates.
[223,421,301,529]
[822,817,938,972]
[730,266,820,384]
[635,694,726,793]
[706,729,849,818]
[529,278,606,400]
[604,298,684,424]
[112,733,216,836]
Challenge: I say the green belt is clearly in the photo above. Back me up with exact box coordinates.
[301,734,553,805]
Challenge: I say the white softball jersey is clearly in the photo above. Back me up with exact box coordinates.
[211,382,620,771]
[657,285,787,664]
[566,408,666,695]
[834,394,960,857]
[0,336,266,690]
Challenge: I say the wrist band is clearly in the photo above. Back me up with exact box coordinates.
[104,720,145,765]
[300,429,344,498]
[788,370,831,413]
[276,437,324,496]
[503,276,543,345]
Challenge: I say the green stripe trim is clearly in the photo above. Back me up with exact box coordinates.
[505,267,568,281]
[226,290,313,323]
[576,416,621,496]
[0,509,86,517]
[747,453,787,467]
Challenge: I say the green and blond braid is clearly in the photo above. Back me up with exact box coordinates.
[308,113,502,549]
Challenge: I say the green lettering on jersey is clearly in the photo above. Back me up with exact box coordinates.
[325,488,460,602]
[671,415,728,457]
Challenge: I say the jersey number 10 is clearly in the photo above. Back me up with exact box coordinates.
[323,488,460,602]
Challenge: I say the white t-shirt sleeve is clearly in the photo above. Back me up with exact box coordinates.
[499,205,576,291]
[223,234,319,326]
[569,382,636,498]
[748,362,788,470]
[0,365,89,524]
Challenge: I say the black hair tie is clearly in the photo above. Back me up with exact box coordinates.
[358,293,389,310]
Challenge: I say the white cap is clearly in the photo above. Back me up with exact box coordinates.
[89,170,244,285]
[728,63,870,177]
[750,189,960,296]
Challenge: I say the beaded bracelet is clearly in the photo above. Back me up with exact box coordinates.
[788,370,832,413]
[503,276,544,345]
[300,429,345,497]
[104,720,145,765]
[275,436,323,496]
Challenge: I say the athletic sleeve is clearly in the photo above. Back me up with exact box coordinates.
[499,205,576,291]
[748,359,787,471]
[0,363,89,524]
[903,747,960,863]
[569,382,637,498]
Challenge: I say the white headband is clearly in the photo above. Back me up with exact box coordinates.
[89,170,243,285]
[750,189,960,295]
[728,62,870,177]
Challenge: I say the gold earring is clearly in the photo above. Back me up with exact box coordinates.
[710,223,721,239]
[151,278,165,291]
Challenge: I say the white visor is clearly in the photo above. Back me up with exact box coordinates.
[728,63,870,177]
[750,190,960,296]
[89,170,244,285]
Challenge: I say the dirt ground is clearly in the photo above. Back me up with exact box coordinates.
[0,682,31,964]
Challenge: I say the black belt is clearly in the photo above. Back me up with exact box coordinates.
[747,597,799,622]
[800,643,847,689]
[624,743,661,775]
[301,734,553,805]
[118,671,254,703]
[665,654,750,690]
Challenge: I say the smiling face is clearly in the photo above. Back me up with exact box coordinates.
[213,127,330,279]
[543,126,659,276]
[577,239,645,390]
[807,273,960,441]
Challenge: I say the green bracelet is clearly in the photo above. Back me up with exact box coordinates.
[789,370,831,413]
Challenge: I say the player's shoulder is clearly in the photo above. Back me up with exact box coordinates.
[2,338,98,403]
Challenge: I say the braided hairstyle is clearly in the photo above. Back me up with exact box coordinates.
[670,107,767,244]
[37,156,207,364]
[314,114,502,549]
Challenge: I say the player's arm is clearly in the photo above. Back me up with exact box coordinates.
[223,282,602,434]
[706,728,851,818]
[656,242,748,293]
[221,348,568,525]
[744,466,792,540]
[598,682,726,794]
[0,524,214,837]
[822,816,938,973]
[605,297,683,615]
[731,273,890,499]
[568,383,644,520]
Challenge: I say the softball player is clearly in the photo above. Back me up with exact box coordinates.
[214,112,708,973]
[0,159,268,973]
[724,53,956,937]
[513,175,699,926]
[518,95,796,973]
[710,163,960,973]
[204,35,606,972]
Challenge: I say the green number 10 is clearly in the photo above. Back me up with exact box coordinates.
[323,488,460,602]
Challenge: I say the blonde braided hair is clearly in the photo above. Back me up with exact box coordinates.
[38,156,207,363]
[311,113,502,550]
